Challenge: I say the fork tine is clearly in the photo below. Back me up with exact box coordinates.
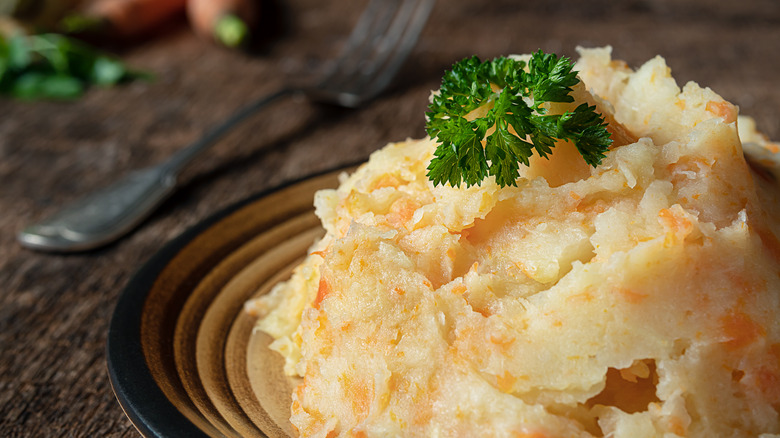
[315,0,436,107]
[354,0,436,102]
[317,0,401,87]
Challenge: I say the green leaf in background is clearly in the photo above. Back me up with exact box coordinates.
[35,34,71,73]
[12,72,84,100]
[10,71,45,98]
[40,75,84,99]
[0,32,148,100]
[91,56,126,86]
[0,40,9,79]
[7,33,31,69]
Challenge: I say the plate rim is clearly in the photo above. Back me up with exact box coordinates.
[106,163,359,438]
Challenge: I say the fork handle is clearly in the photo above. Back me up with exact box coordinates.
[161,87,295,176]
[18,87,295,252]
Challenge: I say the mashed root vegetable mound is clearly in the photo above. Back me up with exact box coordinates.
[246,47,780,437]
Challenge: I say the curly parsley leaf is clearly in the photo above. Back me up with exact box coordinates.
[426,50,612,188]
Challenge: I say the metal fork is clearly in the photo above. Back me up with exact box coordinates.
[18,0,436,252]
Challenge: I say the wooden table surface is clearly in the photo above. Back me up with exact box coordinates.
[1,0,778,436]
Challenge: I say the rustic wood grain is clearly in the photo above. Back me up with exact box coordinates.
[1,0,778,436]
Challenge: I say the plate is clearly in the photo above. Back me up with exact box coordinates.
[107,166,355,437]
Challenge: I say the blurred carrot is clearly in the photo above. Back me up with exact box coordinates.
[63,0,186,39]
[187,0,257,48]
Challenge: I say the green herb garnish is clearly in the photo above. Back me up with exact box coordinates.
[425,50,612,188]
[0,33,147,100]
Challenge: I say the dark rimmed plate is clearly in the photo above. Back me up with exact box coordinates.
[107,166,355,437]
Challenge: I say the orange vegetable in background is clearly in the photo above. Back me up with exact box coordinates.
[66,0,186,39]
[187,0,257,48]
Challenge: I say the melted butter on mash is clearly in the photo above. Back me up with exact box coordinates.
[246,47,780,437]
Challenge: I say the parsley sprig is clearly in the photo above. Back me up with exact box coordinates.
[0,33,147,100]
[425,50,612,188]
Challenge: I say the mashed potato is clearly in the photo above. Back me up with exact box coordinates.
[246,47,780,437]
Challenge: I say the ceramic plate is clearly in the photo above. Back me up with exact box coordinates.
[107,166,355,437]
